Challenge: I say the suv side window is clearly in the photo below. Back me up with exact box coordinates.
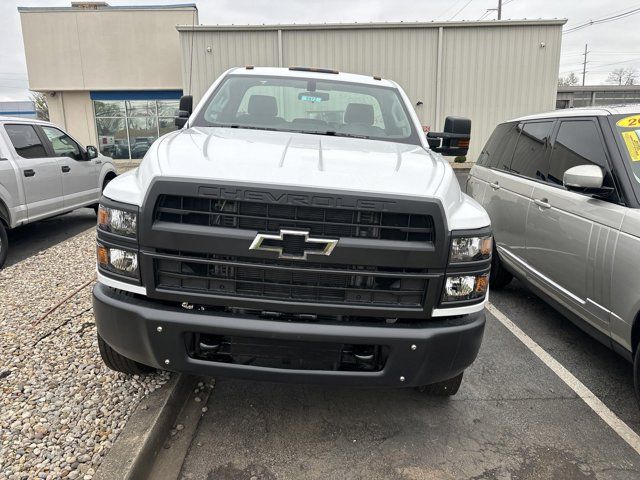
[509,121,553,180]
[477,123,510,168]
[41,126,83,161]
[491,121,520,171]
[547,120,607,186]
[4,124,48,159]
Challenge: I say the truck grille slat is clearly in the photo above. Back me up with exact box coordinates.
[155,195,435,242]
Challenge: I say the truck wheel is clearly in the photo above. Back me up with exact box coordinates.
[490,242,513,289]
[416,372,463,396]
[97,333,155,375]
[0,221,7,269]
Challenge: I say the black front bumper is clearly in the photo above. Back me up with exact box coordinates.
[93,283,485,387]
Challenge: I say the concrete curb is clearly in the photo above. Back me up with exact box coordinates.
[94,374,196,480]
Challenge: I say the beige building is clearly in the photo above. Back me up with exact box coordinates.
[19,2,197,159]
[20,3,565,162]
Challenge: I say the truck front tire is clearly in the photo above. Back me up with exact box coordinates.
[0,221,8,269]
[416,372,463,396]
[97,333,155,375]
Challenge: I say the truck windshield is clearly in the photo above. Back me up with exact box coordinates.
[193,74,420,145]
[612,113,640,187]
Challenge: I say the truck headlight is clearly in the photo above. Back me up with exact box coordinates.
[98,205,137,238]
[97,244,139,278]
[450,236,492,262]
[442,273,489,302]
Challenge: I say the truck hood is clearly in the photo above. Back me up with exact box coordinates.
[106,127,490,230]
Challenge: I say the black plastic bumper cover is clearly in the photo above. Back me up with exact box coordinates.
[93,283,486,387]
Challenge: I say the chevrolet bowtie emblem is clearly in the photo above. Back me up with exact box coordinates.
[249,229,338,260]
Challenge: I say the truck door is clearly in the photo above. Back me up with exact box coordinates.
[526,118,624,335]
[40,125,99,210]
[4,123,63,221]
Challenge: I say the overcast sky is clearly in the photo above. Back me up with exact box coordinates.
[1,0,639,101]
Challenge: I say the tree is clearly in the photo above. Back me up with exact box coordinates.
[606,67,638,86]
[558,72,579,86]
[30,92,49,121]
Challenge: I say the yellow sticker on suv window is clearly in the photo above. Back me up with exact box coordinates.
[622,130,640,161]
[616,115,640,128]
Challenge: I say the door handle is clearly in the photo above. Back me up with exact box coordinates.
[489,181,500,190]
[23,169,35,177]
[534,198,551,209]
[61,165,71,173]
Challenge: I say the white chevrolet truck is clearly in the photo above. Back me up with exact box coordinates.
[0,116,116,268]
[93,67,491,395]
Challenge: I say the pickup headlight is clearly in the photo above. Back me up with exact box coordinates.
[97,244,139,279]
[450,236,492,263]
[442,273,489,302]
[98,205,137,238]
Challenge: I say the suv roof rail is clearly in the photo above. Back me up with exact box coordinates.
[288,66,339,74]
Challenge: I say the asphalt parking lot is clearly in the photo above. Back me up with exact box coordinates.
[5,171,640,480]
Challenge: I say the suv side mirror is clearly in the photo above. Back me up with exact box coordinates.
[86,145,99,160]
[563,164,612,196]
[174,95,193,128]
[426,116,471,157]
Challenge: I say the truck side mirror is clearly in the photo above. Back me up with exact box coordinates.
[86,145,99,160]
[426,116,471,157]
[174,95,193,128]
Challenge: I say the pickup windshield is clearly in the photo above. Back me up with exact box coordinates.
[612,113,640,188]
[192,74,420,145]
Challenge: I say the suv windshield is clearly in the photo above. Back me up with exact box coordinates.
[193,74,420,145]
[612,113,640,187]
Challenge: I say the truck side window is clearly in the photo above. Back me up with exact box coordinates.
[41,126,83,161]
[5,124,47,159]
[547,120,607,186]
[491,121,520,171]
[509,121,553,181]
[477,123,510,168]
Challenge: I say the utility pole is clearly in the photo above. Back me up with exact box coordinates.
[497,0,502,20]
[582,43,588,86]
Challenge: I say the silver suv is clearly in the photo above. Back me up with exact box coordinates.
[0,116,117,267]
[467,105,640,396]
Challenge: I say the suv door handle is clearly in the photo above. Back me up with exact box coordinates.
[490,181,500,190]
[534,198,551,209]
[61,165,71,173]
[23,169,35,177]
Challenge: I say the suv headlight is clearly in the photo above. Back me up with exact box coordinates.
[98,205,137,238]
[450,236,492,263]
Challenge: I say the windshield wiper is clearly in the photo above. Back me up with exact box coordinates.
[304,130,371,139]
[209,123,282,132]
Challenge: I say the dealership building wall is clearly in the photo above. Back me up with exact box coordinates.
[178,20,564,161]
[19,3,197,159]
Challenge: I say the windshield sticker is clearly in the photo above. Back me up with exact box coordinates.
[616,115,640,128]
[299,94,323,103]
[622,130,640,161]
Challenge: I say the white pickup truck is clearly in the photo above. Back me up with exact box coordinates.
[0,116,117,267]
[93,67,491,395]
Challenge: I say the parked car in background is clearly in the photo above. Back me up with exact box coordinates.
[0,116,117,268]
[467,105,640,397]
[93,66,491,396]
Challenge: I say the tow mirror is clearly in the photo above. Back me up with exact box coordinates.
[426,116,471,157]
[174,95,193,128]
[563,164,612,196]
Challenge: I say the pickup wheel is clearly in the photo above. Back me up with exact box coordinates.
[416,372,463,396]
[0,221,7,269]
[490,241,513,289]
[97,333,155,375]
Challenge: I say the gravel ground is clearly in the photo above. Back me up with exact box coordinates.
[0,229,169,480]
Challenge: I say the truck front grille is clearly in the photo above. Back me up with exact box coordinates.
[153,251,428,308]
[155,194,434,242]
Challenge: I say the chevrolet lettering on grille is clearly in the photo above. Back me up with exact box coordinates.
[249,229,338,260]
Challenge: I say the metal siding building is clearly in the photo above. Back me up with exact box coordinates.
[178,20,564,161]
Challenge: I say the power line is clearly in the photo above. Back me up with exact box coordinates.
[448,0,474,20]
[433,0,465,20]
[563,7,640,34]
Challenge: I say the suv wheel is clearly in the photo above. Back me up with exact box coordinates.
[416,372,463,396]
[634,344,640,405]
[490,241,513,289]
[97,333,155,375]
[0,222,7,269]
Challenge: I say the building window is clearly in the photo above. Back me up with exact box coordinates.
[93,93,181,160]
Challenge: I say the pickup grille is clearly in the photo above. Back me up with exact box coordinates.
[155,194,434,242]
[153,251,428,308]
